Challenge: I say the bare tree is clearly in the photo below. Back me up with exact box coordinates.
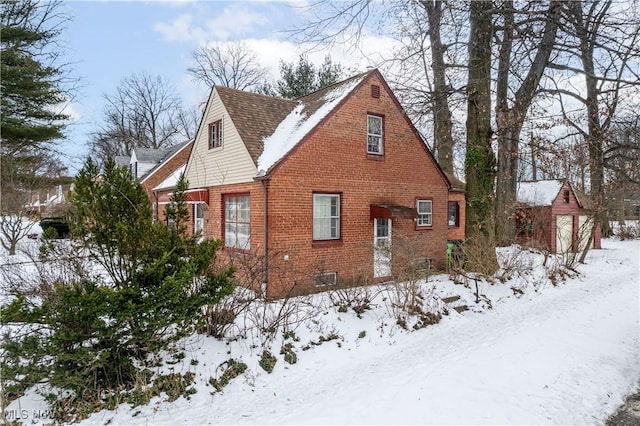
[90,73,188,163]
[494,0,561,245]
[544,0,640,238]
[187,41,268,91]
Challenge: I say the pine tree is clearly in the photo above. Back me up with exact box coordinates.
[1,0,70,195]
[1,159,234,409]
[260,55,344,99]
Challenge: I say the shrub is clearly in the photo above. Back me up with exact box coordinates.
[1,159,235,418]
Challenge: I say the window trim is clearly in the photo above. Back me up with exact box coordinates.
[416,198,433,228]
[448,201,460,228]
[208,120,222,149]
[223,193,250,251]
[312,192,342,242]
[366,114,384,155]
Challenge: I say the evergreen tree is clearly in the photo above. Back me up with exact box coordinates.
[0,0,70,202]
[261,55,344,99]
[1,158,234,409]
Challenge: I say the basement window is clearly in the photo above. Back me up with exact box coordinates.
[314,272,337,287]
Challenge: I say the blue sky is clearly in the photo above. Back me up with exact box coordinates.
[56,1,395,175]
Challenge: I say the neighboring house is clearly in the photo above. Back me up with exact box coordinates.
[139,140,193,201]
[27,183,74,217]
[160,69,461,298]
[515,179,601,253]
[114,140,193,202]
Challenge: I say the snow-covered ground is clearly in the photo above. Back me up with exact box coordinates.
[3,237,639,425]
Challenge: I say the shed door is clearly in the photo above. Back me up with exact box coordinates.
[556,215,573,253]
[577,215,594,252]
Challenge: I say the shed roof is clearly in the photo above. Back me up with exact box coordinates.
[516,180,564,206]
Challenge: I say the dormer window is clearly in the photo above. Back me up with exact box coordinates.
[209,120,222,149]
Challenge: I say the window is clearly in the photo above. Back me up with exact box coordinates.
[209,120,222,149]
[314,272,337,287]
[167,216,176,231]
[417,199,432,227]
[225,195,250,250]
[194,202,205,234]
[367,115,383,154]
[313,193,340,240]
[448,201,460,227]
[563,189,570,203]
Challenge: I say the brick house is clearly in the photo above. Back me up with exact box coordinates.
[159,69,462,298]
[115,140,193,201]
[515,179,601,253]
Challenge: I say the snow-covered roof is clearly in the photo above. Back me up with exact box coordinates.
[516,180,564,206]
[257,72,369,175]
[152,165,185,191]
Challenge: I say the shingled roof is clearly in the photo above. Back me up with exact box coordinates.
[215,69,375,173]
[216,87,295,164]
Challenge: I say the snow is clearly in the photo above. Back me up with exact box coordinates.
[3,237,639,425]
[517,179,564,206]
[257,77,365,174]
[152,165,185,191]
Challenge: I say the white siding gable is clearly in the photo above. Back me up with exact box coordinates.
[184,88,257,188]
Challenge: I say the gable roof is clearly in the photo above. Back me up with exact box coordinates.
[140,139,193,184]
[135,147,170,163]
[517,179,566,206]
[258,70,372,174]
[216,87,295,164]
[204,68,449,187]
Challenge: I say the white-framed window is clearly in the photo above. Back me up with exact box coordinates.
[313,193,340,240]
[209,120,222,149]
[225,195,250,250]
[314,272,337,287]
[194,202,205,234]
[417,199,433,227]
[367,114,383,154]
[152,202,158,224]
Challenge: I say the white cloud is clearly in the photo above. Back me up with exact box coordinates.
[153,5,269,43]
[153,14,204,42]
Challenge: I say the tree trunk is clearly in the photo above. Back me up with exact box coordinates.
[494,1,561,246]
[571,0,611,238]
[420,0,455,174]
[464,0,498,275]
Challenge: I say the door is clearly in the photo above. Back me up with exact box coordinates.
[374,218,391,278]
[556,215,573,253]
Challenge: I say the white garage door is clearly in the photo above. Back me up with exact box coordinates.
[556,215,573,253]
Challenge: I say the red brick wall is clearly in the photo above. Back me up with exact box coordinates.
[263,73,450,297]
[141,142,193,200]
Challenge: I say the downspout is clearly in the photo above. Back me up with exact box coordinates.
[258,176,269,298]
